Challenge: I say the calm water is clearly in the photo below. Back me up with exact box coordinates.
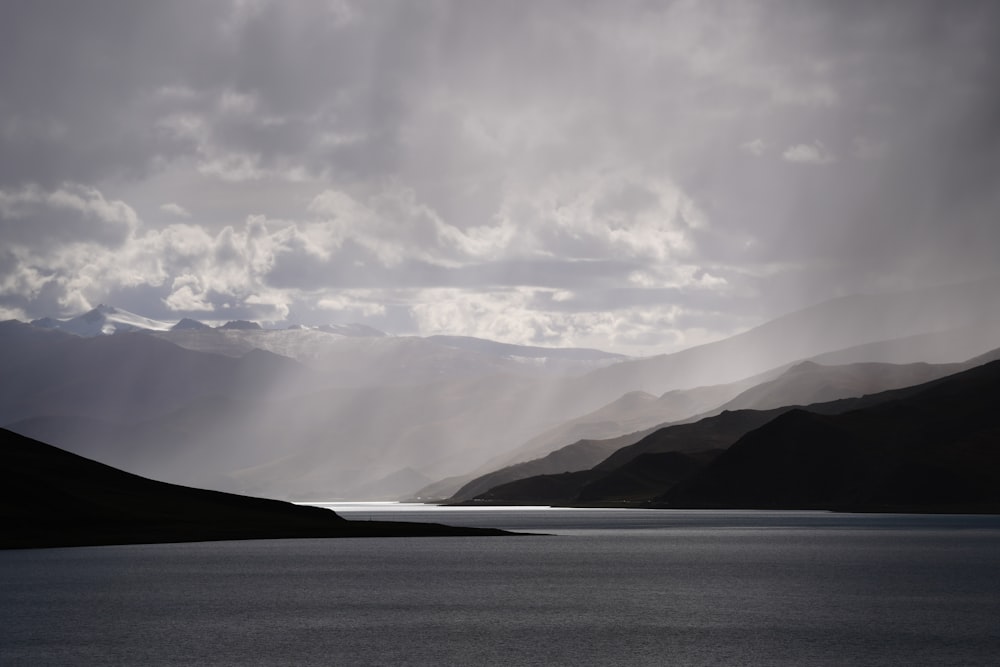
[2,507,999,666]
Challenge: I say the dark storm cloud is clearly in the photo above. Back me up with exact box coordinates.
[0,0,998,351]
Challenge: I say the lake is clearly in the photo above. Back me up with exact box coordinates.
[2,506,999,665]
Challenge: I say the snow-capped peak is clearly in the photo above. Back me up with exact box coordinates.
[31,305,175,337]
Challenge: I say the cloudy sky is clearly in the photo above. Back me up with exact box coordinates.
[1,1,998,354]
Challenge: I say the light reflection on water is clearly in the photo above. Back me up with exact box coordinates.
[306,501,1000,535]
[2,508,999,666]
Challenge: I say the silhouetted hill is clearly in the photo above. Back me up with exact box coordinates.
[462,409,789,506]
[485,374,772,472]
[452,409,782,504]
[464,354,1000,508]
[715,360,959,413]
[576,450,724,504]
[471,470,608,505]
[658,360,1000,512]
[447,437,647,502]
[442,358,962,503]
[0,428,515,549]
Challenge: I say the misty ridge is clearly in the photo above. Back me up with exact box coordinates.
[3,276,1000,511]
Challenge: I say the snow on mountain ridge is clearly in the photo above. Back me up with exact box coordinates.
[27,306,388,340]
[32,305,175,337]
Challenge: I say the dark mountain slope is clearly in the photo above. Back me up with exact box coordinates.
[576,450,725,504]
[463,409,789,506]
[0,428,514,549]
[473,450,724,506]
[659,360,1000,512]
[447,358,961,503]
[465,353,1000,508]
[0,321,308,424]
[447,433,656,503]
[471,469,609,506]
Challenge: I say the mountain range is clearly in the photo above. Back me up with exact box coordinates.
[3,277,1000,505]
[456,353,1000,512]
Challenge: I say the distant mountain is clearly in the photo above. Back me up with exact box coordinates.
[427,335,626,362]
[9,279,1000,503]
[441,435,650,503]
[577,277,1000,398]
[659,359,1000,511]
[154,329,620,383]
[712,360,960,413]
[2,318,629,500]
[466,355,1000,512]
[443,358,962,503]
[218,319,262,330]
[426,279,1000,501]
[461,408,795,506]
[171,317,210,331]
[317,323,386,337]
[807,323,1000,367]
[474,450,724,506]
[31,304,173,336]
[0,428,513,549]
[25,304,390,341]
[486,367,784,472]
[0,320,310,424]
[346,467,435,501]
[5,370,587,500]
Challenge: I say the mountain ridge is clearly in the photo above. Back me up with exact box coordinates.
[1,427,517,549]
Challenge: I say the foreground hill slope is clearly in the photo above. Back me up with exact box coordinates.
[0,428,513,549]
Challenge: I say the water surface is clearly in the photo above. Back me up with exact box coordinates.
[2,507,998,665]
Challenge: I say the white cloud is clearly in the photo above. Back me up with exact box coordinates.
[317,293,386,318]
[782,141,836,165]
[160,202,191,218]
[405,286,730,356]
[740,138,767,156]
[0,304,27,321]
[163,279,213,312]
[491,165,709,265]
[0,183,138,232]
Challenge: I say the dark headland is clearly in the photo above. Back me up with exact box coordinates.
[0,428,518,549]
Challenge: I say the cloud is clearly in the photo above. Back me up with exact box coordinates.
[0,183,137,248]
[740,139,767,156]
[160,202,191,218]
[782,141,836,165]
[1,2,999,352]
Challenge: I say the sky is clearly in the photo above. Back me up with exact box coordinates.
[1,0,999,355]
